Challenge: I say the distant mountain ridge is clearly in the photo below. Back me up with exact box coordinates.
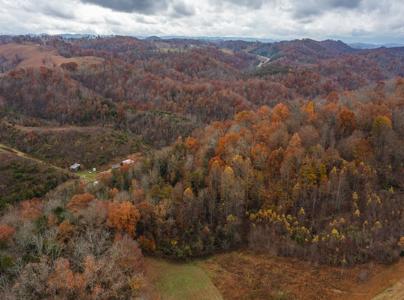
[250,38,357,65]
[5,33,404,48]
[350,42,404,49]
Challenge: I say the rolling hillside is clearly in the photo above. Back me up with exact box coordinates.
[0,143,72,209]
[1,35,404,300]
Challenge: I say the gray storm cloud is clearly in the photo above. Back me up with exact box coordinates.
[80,0,194,16]
[292,0,363,19]
[170,1,195,17]
[218,0,364,17]
[0,0,403,43]
[81,0,168,14]
[223,0,266,9]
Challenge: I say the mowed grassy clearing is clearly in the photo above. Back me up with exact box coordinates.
[77,170,98,182]
[145,258,223,300]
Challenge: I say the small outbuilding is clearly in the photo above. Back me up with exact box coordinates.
[69,163,81,172]
[121,159,135,166]
[111,163,121,170]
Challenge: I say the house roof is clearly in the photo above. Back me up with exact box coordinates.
[122,159,135,165]
[70,163,81,168]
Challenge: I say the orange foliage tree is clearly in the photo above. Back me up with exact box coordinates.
[0,224,15,242]
[67,193,95,212]
[271,103,290,123]
[20,198,43,220]
[338,107,356,137]
[107,201,140,236]
[185,137,199,152]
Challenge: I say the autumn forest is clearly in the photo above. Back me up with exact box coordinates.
[1,34,404,299]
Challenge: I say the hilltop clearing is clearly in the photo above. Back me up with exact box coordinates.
[0,121,146,168]
[0,43,103,72]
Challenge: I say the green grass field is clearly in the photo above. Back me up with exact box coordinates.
[146,258,223,300]
[77,170,98,182]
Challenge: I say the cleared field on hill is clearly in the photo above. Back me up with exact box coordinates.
[0,122,146,169]
[145,258,223,300]
[199,251,404,300]
[0,43,103,70]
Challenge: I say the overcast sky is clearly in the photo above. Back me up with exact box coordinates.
[0,0,403,43]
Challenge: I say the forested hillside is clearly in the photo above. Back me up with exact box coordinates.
[93,78,404,264]
[1,35,404,299]
[0,147,72,209]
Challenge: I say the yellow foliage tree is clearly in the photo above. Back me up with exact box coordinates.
[372,115,392,134]
[183,187,194,200]
[303,101,316,122]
